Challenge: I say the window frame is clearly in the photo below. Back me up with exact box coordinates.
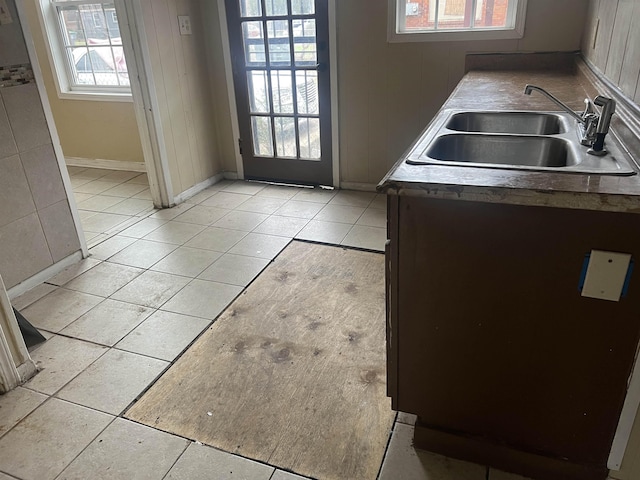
[387,0,528,43]
[37,0,132,102]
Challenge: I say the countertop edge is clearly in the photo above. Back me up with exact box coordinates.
[382,181,640,214]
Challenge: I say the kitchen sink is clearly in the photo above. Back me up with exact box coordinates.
[445,111,568,135]
[426,134,575,167]
[405,109,637,175]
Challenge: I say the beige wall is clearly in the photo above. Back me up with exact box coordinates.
[22,0,144,164]
[582,0,640,105]
[336,0,588,185]
[202,1,239,174]
[139,0,223,196]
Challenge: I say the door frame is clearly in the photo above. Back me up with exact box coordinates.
[116,0,175,208]
[21,0,174,215]
[216,0,340,188]
[0,273,36,393]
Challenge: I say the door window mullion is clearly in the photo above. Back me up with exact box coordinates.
[259,0,277,159]
[286,0,301,160]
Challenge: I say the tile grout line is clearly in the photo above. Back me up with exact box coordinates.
[1,173,388,478]
[375,412,400,480]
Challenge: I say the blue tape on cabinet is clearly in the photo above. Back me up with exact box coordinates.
[578,253,590,292]
[621,259,634,298]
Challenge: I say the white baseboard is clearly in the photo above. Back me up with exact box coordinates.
[173,173,226,204]
[223,171,238,180]
[65,156,146,173]
[340,182,379,192]
[7,251,83,299]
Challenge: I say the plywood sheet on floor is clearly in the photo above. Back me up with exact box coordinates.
[125,240,394,480]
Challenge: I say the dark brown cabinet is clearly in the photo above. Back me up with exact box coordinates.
[385,194,640,480]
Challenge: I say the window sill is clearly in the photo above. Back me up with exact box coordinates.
[57,90,133,103]
[388,27,525,43]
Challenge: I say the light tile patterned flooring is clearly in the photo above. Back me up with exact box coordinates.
[0,168,530,480]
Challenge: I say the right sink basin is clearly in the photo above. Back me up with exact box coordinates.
[406,109,637,176]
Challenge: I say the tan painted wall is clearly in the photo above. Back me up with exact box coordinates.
[21,0,144,164]
[206,0,587,185]
[139,0,222,196]
[202,1,239,174]
[582,0,640,105]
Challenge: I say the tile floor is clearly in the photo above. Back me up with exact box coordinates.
[0,168,532,480]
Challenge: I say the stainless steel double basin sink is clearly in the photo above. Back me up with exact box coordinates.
[406,110,636,175]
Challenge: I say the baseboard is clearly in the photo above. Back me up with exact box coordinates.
[17,360,38,383]
[340,182,379,192]
[7,251,84,299]
[223,171,239,180]
[65,156,146,173]
[413,420,609,480]
[173,173,226,204]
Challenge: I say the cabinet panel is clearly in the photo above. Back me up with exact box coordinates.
[390,195,640,469]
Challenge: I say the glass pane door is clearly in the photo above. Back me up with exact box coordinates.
[226,0,332,186]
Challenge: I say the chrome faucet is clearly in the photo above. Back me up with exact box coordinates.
[524,84,616,156]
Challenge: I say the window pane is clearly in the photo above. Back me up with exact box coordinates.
[68,47,95,85]
[274,117,297,158]
[402,0,513,32]
[271,71,293,114]
[112,46,129,85]
[60,8,87,46]
[247,71,270,113]
[298,118,321,160]
[266,20,290,66]
[293,19,316,66]
[103,5,122,41]
[291,0,315,15]
[242,21,266,66]
[264,0,288,16]
[252,116,274,157]
[474,0,509,28]
[57,2,129,89]
[239,0,262,17]
[295,71,318,115]
[79,4,110,41]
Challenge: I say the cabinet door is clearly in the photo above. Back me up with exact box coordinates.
[394,195,640,465]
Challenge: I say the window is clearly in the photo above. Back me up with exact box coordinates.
[388,0,527,42]
[39,0,131,99]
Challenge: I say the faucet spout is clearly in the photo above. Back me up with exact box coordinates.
[589,95,616,155]
[523,84,586,124]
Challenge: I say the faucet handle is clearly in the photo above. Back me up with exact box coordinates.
[582,98,595,118]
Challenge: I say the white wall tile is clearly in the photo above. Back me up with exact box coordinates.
[0,212,52,288]
[39,200,81,262]
[1,84,51,152]
[0,154,36,227]
[20,144,66,210]
[0,96,18,159]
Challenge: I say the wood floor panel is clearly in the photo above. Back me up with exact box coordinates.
[125,241,394,480]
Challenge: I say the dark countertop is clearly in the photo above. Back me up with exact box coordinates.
[378,56,640,213]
